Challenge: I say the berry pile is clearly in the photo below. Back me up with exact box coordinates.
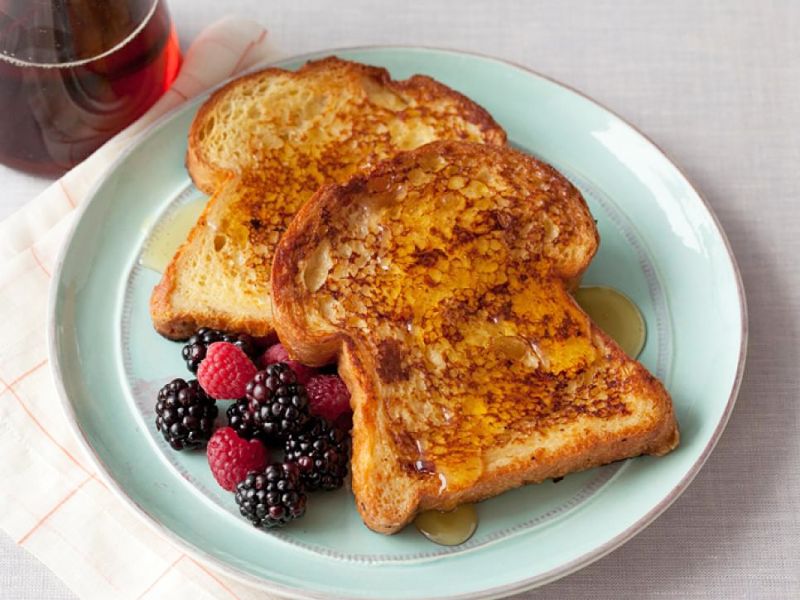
[155,336,352,529]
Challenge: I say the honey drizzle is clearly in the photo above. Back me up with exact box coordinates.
[573,286,646,358]
[414,504,478,546]
[140,198,207,273]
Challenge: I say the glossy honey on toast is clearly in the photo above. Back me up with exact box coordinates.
[150,57,506,339]
[272,140,679,534]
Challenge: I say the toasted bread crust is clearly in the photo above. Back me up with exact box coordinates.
[272,140,679,533]
[187,56,507,194]
[151,57,507,339]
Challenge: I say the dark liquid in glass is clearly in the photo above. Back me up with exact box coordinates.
[0,0,180,175]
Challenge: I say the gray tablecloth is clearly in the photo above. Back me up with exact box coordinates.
[1,0,797,598]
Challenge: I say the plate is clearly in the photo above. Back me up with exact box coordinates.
[49,47,746,599]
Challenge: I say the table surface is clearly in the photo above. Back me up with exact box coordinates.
[2,1,799,598]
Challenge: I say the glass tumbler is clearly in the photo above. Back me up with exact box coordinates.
[0,0,181,175]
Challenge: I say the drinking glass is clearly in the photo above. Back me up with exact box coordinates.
[0,0,181,175]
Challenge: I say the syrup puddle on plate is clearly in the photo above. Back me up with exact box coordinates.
[414,504,478,546]
[140,198,207,273]
[574,286,646,358]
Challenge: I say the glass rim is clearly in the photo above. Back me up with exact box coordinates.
[0,0,161,68]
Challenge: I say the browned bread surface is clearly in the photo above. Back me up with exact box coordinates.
[272,140,679,534]
[150,57,507,339]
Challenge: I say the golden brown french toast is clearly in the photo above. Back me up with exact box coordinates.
[150,57,506,339]
[271,140,679,534]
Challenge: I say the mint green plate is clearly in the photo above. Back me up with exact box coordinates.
[49,47,746,599]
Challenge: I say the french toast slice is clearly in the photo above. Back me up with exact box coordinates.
[271,140,679,534]
[150,57,506,339]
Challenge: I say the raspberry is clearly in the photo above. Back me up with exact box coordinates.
[306,375,351,422]
[207,427,268,491]
[197,342,258,399]
[286,361,317,385]
[262,343,289,364]
[181,328,257,373]
[258,343,317,384]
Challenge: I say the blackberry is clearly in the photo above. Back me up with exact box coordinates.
[226,398,260,441]
[181,328,256,373]
[234,464,307,528]
[155,378,218,450]
[285,417,350,491]
[246,363,310,441]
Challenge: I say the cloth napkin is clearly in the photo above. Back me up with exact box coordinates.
[0,17,283,600]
